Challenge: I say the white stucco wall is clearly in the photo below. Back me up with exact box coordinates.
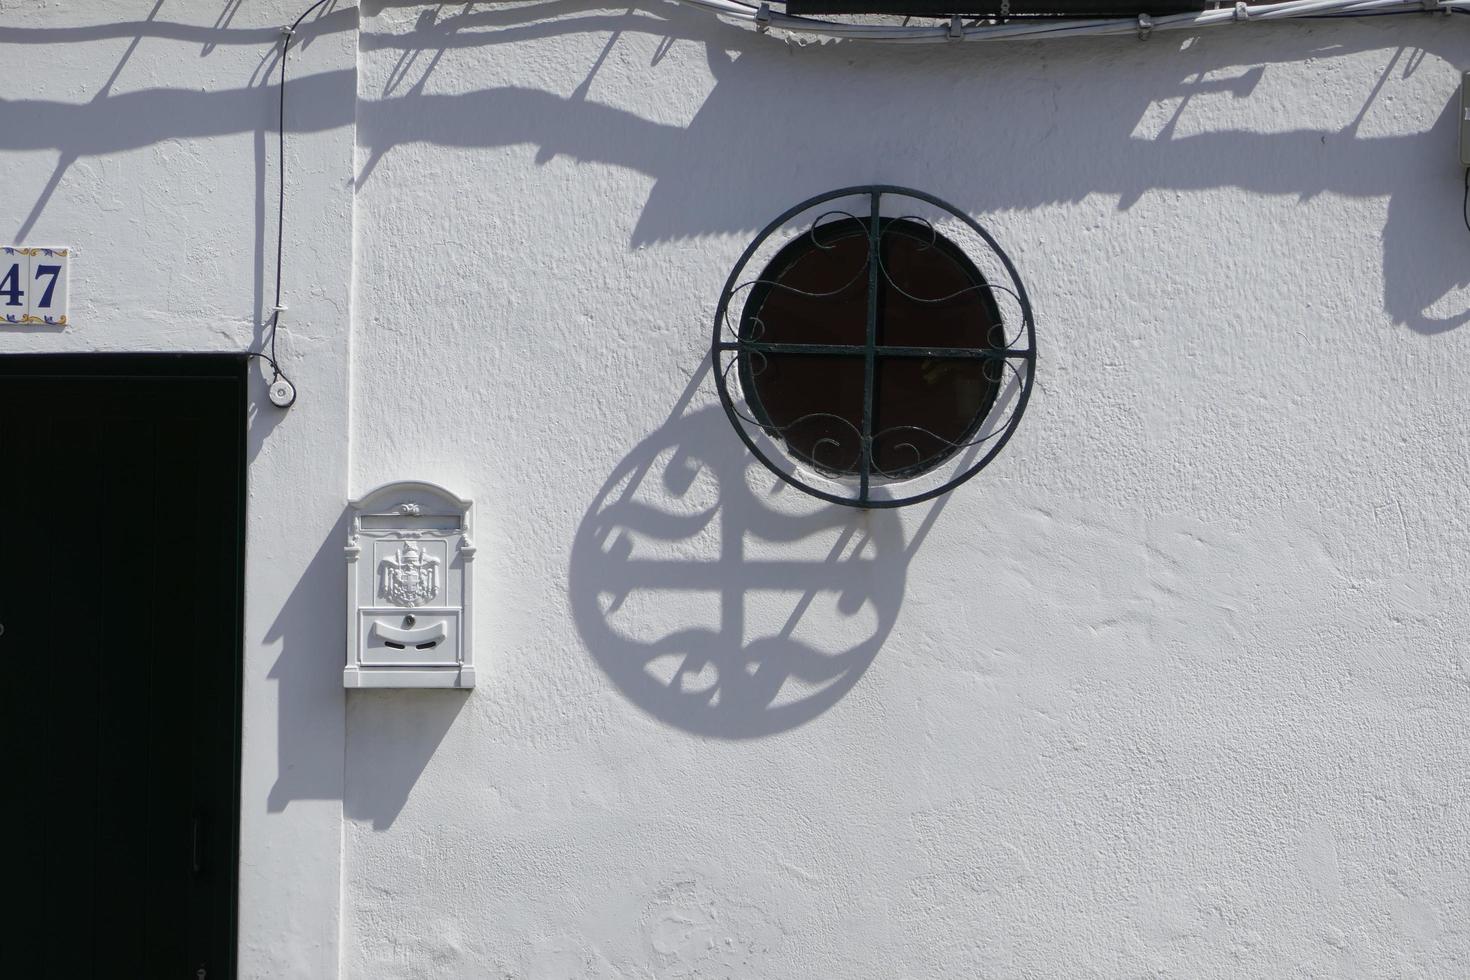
[7,1,1470,976]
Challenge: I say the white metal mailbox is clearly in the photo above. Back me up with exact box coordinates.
[345,481,475,689]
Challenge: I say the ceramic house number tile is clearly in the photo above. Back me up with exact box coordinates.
[1,247,69,326]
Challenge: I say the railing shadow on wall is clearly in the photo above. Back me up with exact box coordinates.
[7,4,1470,335]
[4,0,357,243]
[348,3,1470,334]
[567,364,955,738]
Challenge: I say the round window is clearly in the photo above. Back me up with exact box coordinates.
[713,186,1035,509]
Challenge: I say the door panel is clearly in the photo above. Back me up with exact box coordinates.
[0,356,245,980]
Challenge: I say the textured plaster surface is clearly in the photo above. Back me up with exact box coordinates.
[8,1,1470,977]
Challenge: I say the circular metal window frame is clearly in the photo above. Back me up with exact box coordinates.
[712,185,1037,509]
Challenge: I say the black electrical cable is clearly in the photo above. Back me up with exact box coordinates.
[249,0,334,398]
[1463,167,1469,237]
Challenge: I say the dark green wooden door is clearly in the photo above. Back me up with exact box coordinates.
[0,355,244,980]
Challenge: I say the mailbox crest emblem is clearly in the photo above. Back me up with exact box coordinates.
[381,541,440,606]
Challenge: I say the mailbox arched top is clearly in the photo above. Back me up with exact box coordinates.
[351,480,472,526]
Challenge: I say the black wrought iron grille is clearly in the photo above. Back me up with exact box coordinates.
[713,186,1036,509]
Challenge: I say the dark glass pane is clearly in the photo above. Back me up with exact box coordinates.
[738,215,1003,480]
[872,356,996,477]
[743,354,866,474]
[877,221,998,352]
[740,220,868,348]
